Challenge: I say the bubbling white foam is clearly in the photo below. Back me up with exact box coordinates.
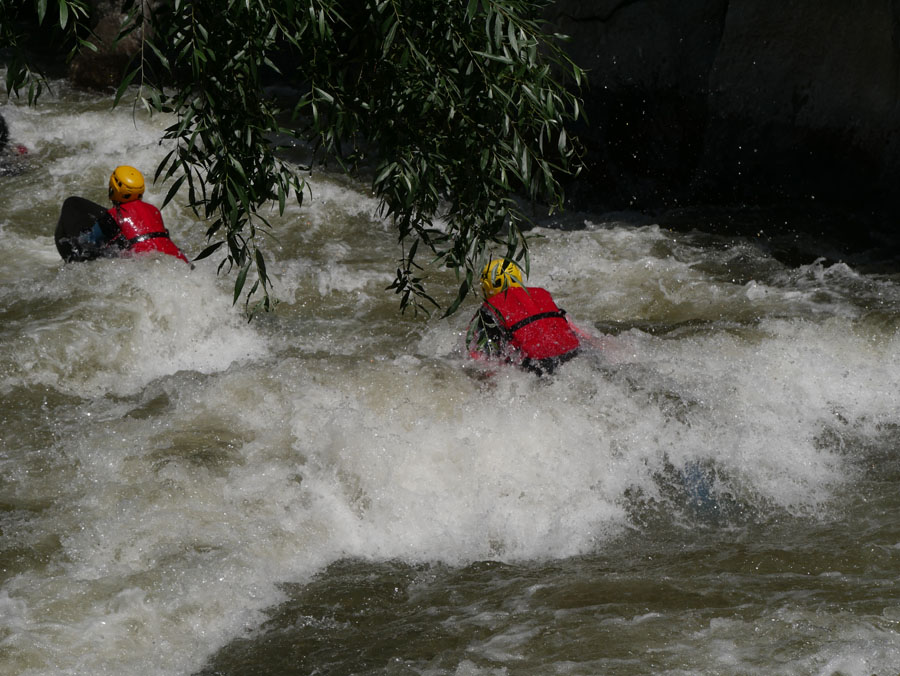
[0,255,269,398]
[4,88,900,676]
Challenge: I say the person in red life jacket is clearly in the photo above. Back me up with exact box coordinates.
[0,112,30,177]
[466,258,581,375]
[103,165,190,263]
[0,143,29,177]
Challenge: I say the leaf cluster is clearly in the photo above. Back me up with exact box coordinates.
[1,0,94,102]
[4,0,585,317]
[114,0,307,314]
[282,0,585,315]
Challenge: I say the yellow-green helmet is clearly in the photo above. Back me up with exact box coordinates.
[480,259,523,298]
[108,165,145,204]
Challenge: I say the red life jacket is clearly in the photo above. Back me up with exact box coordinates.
[485,286,580,361]
[108,200,189,263]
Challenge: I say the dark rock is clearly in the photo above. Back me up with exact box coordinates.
[0,112,8,152]
[548,0,900,223]
[68,1,152,91]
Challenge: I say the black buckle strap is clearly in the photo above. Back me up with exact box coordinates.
[508,309,566,334]
[127,231,170,245]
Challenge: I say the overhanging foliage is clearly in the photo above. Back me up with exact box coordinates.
[3,0,584,317]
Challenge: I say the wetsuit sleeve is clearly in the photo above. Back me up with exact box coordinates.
[466,306,507,358]
[97,209,128,251]
[97,211,119,240]
[87,211,121,246]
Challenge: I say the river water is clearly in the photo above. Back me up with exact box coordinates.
[3,85,900,676]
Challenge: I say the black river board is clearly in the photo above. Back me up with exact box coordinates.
[54,196,117,262]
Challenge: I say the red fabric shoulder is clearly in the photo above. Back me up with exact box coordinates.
[487,286,579,360]
[109,201,189,263]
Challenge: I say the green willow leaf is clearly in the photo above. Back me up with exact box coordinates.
[233,262,251,305]
[9,0,584,319]
[194,240,226,262]
[112,67,139,107]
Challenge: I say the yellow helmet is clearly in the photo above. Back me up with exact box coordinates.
[108,165,145,204]
[480,259,523,298]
